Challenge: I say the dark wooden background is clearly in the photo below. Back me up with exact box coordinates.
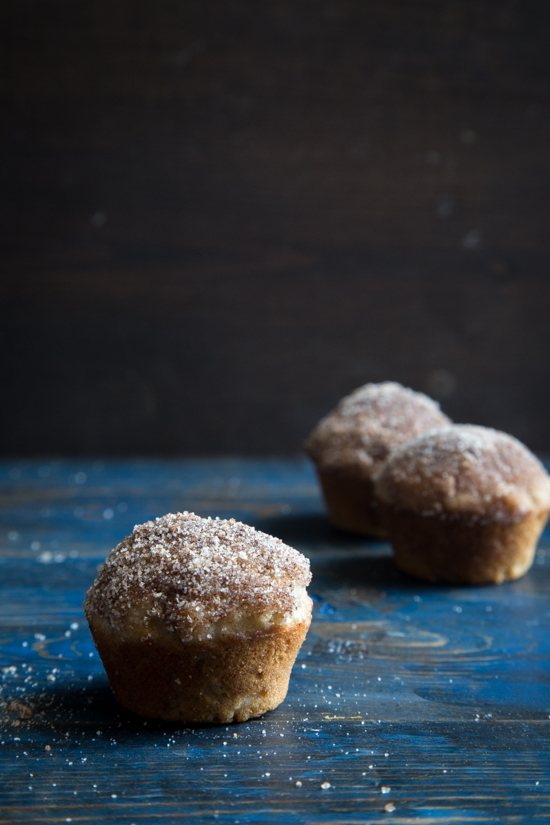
[2,0,550,456]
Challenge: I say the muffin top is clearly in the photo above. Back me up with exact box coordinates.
[375,424,550,522]
[84,512,311,642]
[304,382,451,479]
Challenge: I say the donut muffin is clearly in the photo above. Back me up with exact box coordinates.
[84,512,312,723]
[304,382,451,537]
[375,425,550,584]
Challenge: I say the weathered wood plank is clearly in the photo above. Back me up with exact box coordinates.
[1,459,549,822]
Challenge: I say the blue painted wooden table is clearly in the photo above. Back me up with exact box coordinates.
[1,458,550,824]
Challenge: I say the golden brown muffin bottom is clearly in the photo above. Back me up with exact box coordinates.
[386,508,549,585]
[89,620,310,724]
[317,468,387,538]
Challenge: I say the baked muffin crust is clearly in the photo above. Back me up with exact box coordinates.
[84,512,311,643]
[84,512,312,723]
[376,425,550,523]
[304,382,451,536]
[305,382,451,481]
[375,425,550,584]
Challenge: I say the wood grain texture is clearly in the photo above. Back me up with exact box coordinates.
[2,2,550,454]
[1,458,550,822]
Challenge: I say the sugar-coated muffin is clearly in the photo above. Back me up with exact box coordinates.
[304,382,451,537]
[375,425,550,584]
[84,512,312,723]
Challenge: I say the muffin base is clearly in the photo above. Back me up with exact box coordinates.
[387,508,549,585]
[89,620,310,723]
[317,468,387,538]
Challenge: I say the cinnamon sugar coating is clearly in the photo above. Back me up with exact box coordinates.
[84,512,311,642]
[376,425,550,523]
[304,382,451,480]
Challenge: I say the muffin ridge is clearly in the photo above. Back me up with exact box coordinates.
[305,381,451,480]
[376,424,550,523]
[84,511,311,643]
